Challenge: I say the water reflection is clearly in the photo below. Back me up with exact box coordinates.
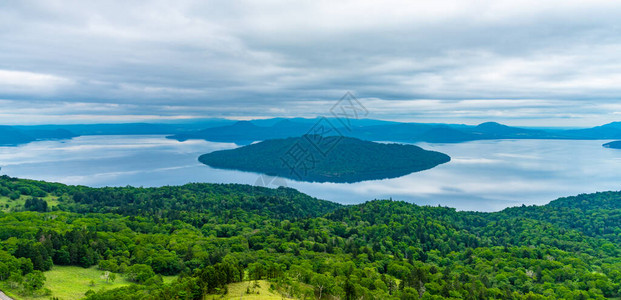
[1,136,619,211]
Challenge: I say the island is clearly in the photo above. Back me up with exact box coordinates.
[603,140,621,149]
[198,135,450,183]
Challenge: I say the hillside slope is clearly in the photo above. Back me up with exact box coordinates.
[0,177,619,299]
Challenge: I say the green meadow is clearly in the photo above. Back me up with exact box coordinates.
[2,266,175,300]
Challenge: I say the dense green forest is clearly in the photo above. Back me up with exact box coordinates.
[0,176,619,299]
[199,136,450,183]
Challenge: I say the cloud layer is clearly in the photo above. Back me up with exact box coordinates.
[1,0,621,125]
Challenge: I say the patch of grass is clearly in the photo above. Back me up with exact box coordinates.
[0,195,60,213]
[43,266,132,300]
[0,285,21,300]
[42,195,60,207]
[205,280,295,300]
[0,195,26,212]
[3,266,176,300]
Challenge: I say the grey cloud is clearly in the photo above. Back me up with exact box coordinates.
[1,0,621,125]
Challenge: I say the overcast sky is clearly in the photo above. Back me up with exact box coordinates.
[1,0,621,126]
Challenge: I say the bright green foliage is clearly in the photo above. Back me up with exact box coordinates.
[23,270,45,292]
[0,176,619,299]
[499,191,621,243]
[125,264,155,284]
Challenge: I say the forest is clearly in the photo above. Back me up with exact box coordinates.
[0,175,619,299]
[198,136,450,183]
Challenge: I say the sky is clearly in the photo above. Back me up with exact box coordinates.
[1,0,621,126]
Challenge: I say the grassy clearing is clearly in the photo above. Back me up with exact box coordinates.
[0,195,59,213]
[206,280,295,300]
[2,277,292,300]
[3,266,176,300]
[0,195,24,212]
[40,266,132,300]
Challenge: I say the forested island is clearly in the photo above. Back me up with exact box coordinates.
[603,141,621,149]
[198,136,451,183]
[0,176,619,299]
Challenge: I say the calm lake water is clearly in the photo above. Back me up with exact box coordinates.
[1,135,620,211]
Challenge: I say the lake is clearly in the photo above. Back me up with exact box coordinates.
[1,135,620,211]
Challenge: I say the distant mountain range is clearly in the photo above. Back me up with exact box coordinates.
[12,119,234,135]
[1,119,234,146]
[4,118,621,146]
[169,118,621,144]
[0,126,78,146]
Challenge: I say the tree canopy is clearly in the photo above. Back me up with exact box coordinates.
[0,176,619,299]
[199,136,450,183]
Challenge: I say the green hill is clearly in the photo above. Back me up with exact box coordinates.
[0,176,619,300]
[497,191,621,243]
[199,136,450,183]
